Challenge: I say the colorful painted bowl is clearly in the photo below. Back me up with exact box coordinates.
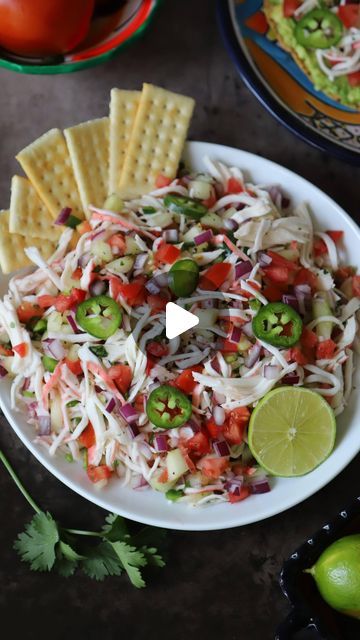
[0,0,160,75]
[217,0,360,165]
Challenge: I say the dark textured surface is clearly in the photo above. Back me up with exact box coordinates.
[0,1,359,639]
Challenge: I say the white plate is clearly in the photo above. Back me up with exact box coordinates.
[1,141,359,531]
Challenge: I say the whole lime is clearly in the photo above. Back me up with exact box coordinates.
[307,534,360,619]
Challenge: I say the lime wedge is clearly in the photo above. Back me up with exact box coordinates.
[248,387,336,476]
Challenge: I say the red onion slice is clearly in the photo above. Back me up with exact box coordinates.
[67,313,81,334]
[213,405,225,426]
[282,373,300,385]
[229,325,242,344]
[119,403,139,424]
[245,342,261,368]
[224,219,239,231]
[106,397,116,413]
[263,364,281,380]
[194,229,213,245]
[250,479,271,494]
[242,321,254,338]
[154,435,168,452]
[0,364,8,378]
[78,252,91,268]
[133,253,148,271]
[235,260,252,279]
[257,251,272,267]
[55,207,72,226]
[282,294,299,312]
[163,229,179,243]
[43,338,65,361]
[89,279,107,297]
[38,415,51,436]
[225,476,244,494]
[213,440,230,457]
[128,423,140,438]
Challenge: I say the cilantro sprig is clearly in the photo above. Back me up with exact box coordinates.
[0,449,166,587]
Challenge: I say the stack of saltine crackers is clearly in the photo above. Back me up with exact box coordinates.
[0,83,195,274]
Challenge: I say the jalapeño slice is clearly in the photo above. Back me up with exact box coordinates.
[295,8,343,49]
[146,384,192,429]
[169,259,200,297]
[252,302,303,348]
[76,295,122,339]
[164,195,208,220]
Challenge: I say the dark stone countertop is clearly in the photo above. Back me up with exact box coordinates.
[0,1,359,638]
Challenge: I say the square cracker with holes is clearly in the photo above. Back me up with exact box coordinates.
[64,117,110,216]
[16,128,83,221]
[0,210,56,274]
[109,89,140,194]
[9,175,62,242]
[117,84,195,199]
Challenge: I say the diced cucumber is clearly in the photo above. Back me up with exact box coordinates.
[125,237,142,255]
[200,212,224,230]
[50,391,63,433]
[67,344,80,361]
[42,355,58,372]
[47,311,63,333]
[91,240,113,264]
[276,248,299,262]
[194,308,219,328]
[238,335,252,352]
[312,293,333,340]
[103,194,124,212]
[166,448,189,481]
[106,256,134,275]
[148,469,176,493]
[189,180,213,201]
[182,225,203,244]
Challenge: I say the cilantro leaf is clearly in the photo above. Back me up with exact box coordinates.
[101,513,129,542]
[140,546,166,568]
[81,542,123,581]
[131,526,167,549]
[14,512,59,572]
[55,540,83,576]
[109,541,147,588]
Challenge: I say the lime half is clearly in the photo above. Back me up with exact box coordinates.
[248,386,336,476]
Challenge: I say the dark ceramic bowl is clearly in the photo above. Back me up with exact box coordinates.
[276,496,360,639]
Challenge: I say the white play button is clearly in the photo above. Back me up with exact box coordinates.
[165,302,199,340]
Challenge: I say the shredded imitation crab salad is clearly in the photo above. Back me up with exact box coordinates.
[0,157,359,507]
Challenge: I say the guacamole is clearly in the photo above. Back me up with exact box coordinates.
[264,0,360,108]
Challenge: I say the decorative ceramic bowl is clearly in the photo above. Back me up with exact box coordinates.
[217,0,360,165]
[0,0,160,75]
[1,141,360,531]
[277,496,360,639]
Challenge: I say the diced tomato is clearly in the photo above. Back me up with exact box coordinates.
[17,301,42,324]
[199,262,232,290]
[107,364,132,394]
[294,268,317,291]
[228,486,251,503]
[0,345,13,357]
[197,456,230,479]
[219,339,239,353]
[158,468,169,483]
[238,279,262,299]
[301,326,318,351]
[155,174,172,189]
[226,177,243,194]
[353,275,360,297]
[334,266,355,286]
[283,0,300,17]
[147,294,167,314]
[184,432,211,457]
[115,277,146,306]
[145,357,156,376]
[288,347,308,366]
[348,70,360,87]
[155,242,181,265]
[37,294,58,309]
[108,233,126,254]
[290,241,298,251]
[263,265,290,284]
[87,464,112,483]
[338,4,359,28]
[13,342,28,358]
[65,358,83,376]
[267,250,298,271]
[146,341,168,358]
[326,230,343,244]
[77,220,92,235]
[263,283,285,302]
[79,422,96,449]
[314,238,327,256]
[134,393,145,413]
[206,418,223,439]
[223,407,250,445]
[202,193,217,208]
[245,10,268,34]
[175,366,202,394]
[71,267,82,280]
[38,288,86,312]
[316,339,337,360]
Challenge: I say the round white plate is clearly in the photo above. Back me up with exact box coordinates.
[1,141,359,531]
